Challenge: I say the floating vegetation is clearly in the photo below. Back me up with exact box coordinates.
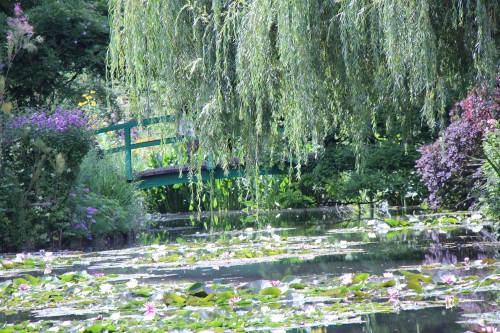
[0,213,499,332]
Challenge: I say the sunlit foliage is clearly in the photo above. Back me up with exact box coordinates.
[108,0,500,172]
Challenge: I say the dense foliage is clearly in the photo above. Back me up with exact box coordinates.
[0,0,109,107]
[0,108,91,251]
[108,0,499,174]
[69,149,146,244]
[416,77,499,210]
[299,139,424,206]
[481,126,500,219]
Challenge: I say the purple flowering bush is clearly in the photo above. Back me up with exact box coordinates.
[0,107,92,251]
[416,77,499,210]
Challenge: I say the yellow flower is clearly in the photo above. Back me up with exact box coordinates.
[82,94,88,97]
[90,90,96,94]
[78,102,84,106]
[91,101,97,106]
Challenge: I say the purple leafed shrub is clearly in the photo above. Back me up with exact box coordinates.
[416,77,499,210]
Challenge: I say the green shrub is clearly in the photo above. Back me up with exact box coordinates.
[299,140,424,206]
[69,149,147,241]
[481,125,500,219]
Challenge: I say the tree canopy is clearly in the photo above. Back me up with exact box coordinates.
[0,0,109,108]
[108,0,499,172]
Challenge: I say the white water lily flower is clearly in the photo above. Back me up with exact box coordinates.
[470,213,482,220]
[100,283,113,293]
[468,224,483,233]
[126,278,138,289]
[339,273,354,285]
[270,314,285,322]
[367,232,377,238]
[151,253,161,262]
[47,326,60,332]
[245,227,254,233]
[271,234,281,242]
[338,240,348,248]
[110,312,121,321]
[260,305,270,313]
[44,283,56,291]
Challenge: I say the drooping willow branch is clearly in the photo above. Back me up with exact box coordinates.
[107,0,500,176]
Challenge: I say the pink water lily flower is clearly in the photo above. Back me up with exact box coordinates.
[481,326,498,333]
[13,253,25,263]
[94,272,104,277]
[2,260,13,265]
[219,251,230,259]
[387,287,398,301]
[440,274,456,284]
[143,301,156,320]
[270,280,281,287]
[19,283,29,291]
[229,297,241,306]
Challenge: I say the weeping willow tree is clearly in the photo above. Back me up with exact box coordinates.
[108,0,499,176]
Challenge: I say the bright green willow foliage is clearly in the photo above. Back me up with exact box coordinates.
[108,0,499,174]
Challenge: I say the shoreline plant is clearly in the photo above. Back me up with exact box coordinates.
[1,108,92,251]
[416,76,499,211]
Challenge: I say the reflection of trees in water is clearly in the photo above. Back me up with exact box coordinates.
[458,290,500,332]
[422,229,493,266]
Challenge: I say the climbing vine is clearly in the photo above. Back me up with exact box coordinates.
[108,0,499,174]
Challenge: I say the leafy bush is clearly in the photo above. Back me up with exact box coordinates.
[300,140,423,206]
[0,108,91,251]
[69,149,147,242]
[481,126,500,219]
[416,77,499,210]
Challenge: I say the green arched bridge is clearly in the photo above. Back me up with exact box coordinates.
[95,117,292,189]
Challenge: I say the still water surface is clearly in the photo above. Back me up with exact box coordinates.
[1,208,498,332]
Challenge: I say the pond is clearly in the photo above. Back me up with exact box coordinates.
[0,208,499,332]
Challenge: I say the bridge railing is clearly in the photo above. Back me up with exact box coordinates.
[94,116,178,180]
[94,116,290,188]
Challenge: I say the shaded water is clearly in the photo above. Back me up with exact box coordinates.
[1,207,499,332]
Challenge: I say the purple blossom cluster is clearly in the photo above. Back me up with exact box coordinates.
[10,108,89,132]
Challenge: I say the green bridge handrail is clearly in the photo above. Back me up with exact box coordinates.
[95,116,181,180]
[95,116,290,188]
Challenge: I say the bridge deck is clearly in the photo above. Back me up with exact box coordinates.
[135,160,287,189]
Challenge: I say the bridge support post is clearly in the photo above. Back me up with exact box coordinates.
[124,126,132,180]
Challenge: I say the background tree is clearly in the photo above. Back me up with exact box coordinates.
[0,0,109,108]
[108,0,499,174]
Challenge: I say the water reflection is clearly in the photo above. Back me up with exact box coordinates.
[289,308,463,333]
[1,207,498,332]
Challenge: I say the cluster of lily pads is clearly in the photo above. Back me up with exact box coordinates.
[0,214,499,332]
